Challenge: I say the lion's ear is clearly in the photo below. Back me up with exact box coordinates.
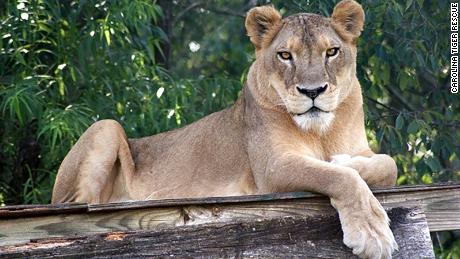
[331,0,365,43]
[245,5,282,50]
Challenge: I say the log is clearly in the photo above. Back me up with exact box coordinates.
[0,183,458,248]
[0,207,434,259]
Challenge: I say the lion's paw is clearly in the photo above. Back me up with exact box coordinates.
[332,195,398,259]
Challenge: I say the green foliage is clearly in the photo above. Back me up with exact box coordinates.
[434,231,460,259]
[0,0,240,204]
[355,0,458,186]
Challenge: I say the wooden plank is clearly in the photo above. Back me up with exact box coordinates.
[175,185,460,232]
[0,184,458,247]
[0,203,87,218]
[0,207,434,259]
[376,186,460,232]
[85,183,460,213]
[1,183,458,217]
[0,208,184,246]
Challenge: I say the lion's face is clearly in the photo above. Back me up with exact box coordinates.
[246,1,364,133]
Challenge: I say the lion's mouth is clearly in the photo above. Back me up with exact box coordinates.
[294,106,329,116]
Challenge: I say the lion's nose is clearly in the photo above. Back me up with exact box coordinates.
[296,83,328,100]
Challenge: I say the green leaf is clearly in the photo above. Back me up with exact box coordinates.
[425,157,442,172]
[407,120,419,134]
[58,78,65,96]
[396,175,407,185]
[381,63,390,85]
[104,27,111,46]
[394,3,404,16]
[421,174,432,184]
[405,0,414,11]
[416,0,424,8]
[395,114,404,130]
[116,102,124,115]
[398,72,412,91]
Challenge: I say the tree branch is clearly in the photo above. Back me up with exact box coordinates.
[205,7,245,18]
[172,1,256,26]
[364,95,401,114]
[385,84,417,112]
[172,1,206,26]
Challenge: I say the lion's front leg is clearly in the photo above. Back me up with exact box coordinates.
[331,153,398,187]
[330,186,398,259]
[251,150,397,259]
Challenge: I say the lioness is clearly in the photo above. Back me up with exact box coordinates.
[52,0,398,258]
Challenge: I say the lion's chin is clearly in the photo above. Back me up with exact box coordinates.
[292,111,335,134]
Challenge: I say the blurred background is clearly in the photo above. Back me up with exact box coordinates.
[0,0,458,256]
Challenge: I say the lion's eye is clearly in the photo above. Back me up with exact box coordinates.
[278,52,292,61]
[326,47,339,57]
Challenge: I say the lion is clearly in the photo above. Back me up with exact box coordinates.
[52,1,398,258]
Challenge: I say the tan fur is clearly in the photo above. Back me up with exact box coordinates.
[332,0,365,42]
[52,1,397,258]
[245,5,282,52]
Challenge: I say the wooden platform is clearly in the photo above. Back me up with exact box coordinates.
[0,183,459,258]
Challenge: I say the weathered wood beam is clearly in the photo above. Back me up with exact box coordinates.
[0,183,458,248]
[0,207,434,259]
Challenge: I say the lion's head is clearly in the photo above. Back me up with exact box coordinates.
[245,0,365,134]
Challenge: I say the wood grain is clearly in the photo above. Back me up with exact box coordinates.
[0,183,458,248]
[0,207,434,259]
[0,208,183,246]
